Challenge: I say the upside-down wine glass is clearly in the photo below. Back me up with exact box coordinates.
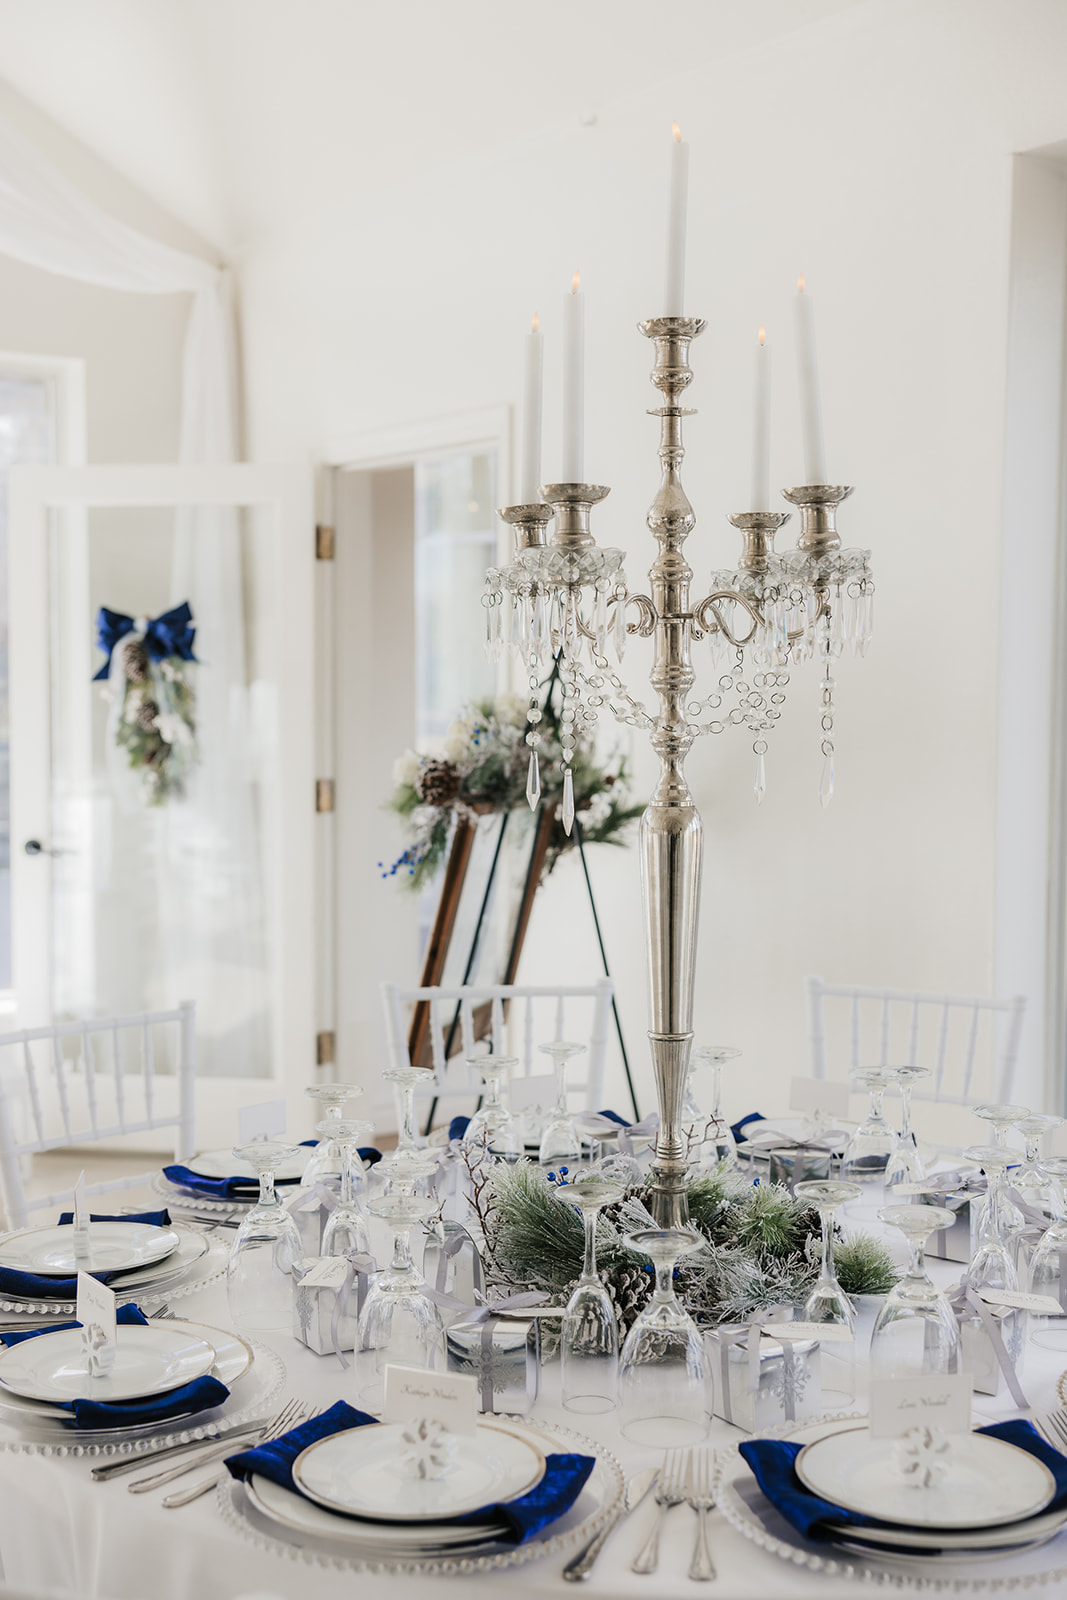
[962,1144,1019,1292]
[302,1082,364,1188]
[841,1068,898,1184]
[689,1045,741,1165]
[869,1204,960,1377]
[794,1178,861,1407]
[227,1140,304,1331]
[618,1227,710,1446]
[559,1179,624,1414]
[973,1102,1031,1147]
[1028,1157,1067,1350]
[319,1117,375,1258]
[382,1065,435,1183]
[969,1103,1029,1239]
[1011,1114,1063,1210]
[357,1156,444,1409]
[538,1041,584,1169]
[883,1065,930,1189]
[462,1055,523,1165]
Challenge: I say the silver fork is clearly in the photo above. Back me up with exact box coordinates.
[126,1398,306,1494]
[162,1404,324,1508]
[687,1447,715,1582]
[631,1448,689,1575]
[1033,1409,1067,1454]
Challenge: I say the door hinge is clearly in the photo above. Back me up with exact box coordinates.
[315,523,335,561]
[316,778,335,813]
[316,1030,336,1066]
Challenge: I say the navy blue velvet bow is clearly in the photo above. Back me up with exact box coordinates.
[93,602,197,681]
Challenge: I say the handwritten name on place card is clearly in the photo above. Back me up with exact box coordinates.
[76,1271,117,1353]
[382,1365,478,1434]
[868,1373,972,1439]
[760,1321,853,1343]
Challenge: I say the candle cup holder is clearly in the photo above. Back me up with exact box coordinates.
[781,485,854,555]
[540,483,611,550]
[729,510,792,573]
[638,317,707,406]
[498,503,555,555]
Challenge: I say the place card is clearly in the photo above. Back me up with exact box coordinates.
[868,1373,972,1439]
[237,1099,287,1142]
[761,1321,853,1343]
[382,1364,478,1434]
[76,1271,116,1355]
[977,1287,1064,1316]
[789,1076,850,1119]
[298,1257,352,1290]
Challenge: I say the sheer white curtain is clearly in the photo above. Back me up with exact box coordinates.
[0,109,269,1076]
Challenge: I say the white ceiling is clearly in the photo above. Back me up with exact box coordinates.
[0,0,868,253]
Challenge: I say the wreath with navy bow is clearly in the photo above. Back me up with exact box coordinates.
[93,602,199,805]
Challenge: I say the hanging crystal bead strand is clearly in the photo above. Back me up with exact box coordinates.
[525,646,542,810]
[818,613,836,808]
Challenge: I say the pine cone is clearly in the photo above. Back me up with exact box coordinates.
[136,699,160,731]
[600,1261,653,1333]
[415,759,461,806]
[122,640,149,682]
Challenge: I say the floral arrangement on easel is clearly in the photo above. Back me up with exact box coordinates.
[384,687,644,891]
[93,602,199,806]
[461,1152,897,1334]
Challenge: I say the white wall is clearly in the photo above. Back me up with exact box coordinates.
[237,0,1067,1128]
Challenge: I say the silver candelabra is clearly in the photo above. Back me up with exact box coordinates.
[484,316,873,1228]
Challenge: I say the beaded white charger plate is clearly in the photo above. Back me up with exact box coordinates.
[217,1414,625,1576]
[713,1414,1067,1590]
[188,1148,308,1183]
[0,1324,217,1403]
[0,1231,228,1318]
[0,1221,180,1276]
[151,1172,253,1216]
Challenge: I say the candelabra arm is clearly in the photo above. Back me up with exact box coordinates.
[692,589,765,646]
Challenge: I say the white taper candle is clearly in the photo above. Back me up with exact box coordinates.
[562,270,584,482]
[751,325,771,512]
[664,121,689,316]
[520,312,543,503]
[794,274,827,485]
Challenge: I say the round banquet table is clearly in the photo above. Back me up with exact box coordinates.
[0,1199,1064,1600]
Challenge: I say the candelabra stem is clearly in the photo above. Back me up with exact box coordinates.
[638,316,706,1228]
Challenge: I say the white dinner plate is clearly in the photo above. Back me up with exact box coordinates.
[292,1420,546,1522]
[825,1503,1067,1552]
[108,1229,208,1291]
[795,1424,1057,1529]
[0,1318,251,1420]
[0,1324,217,1403]
[246,1475,501,1549]
[186,1148,307,1183]
[0,1221,181,1276]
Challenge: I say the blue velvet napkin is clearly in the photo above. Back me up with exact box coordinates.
[740,1419,1067,1545]
[164,1152,382,1201]
[0,1302,149,1346]
[449,1116,470,1142]
[731,1111,766,1144]
[226,1399,595,1544]
[0,1303,229,1428]
[57,1210,172,1228]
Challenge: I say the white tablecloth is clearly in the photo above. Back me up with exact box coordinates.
[0,1208,1063,1600]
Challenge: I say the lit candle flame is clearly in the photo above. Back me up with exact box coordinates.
[797,273,806,293]
[571,269,581,294]
[672,120,682,143]
[531,312,539,333]
[758,325,766,346]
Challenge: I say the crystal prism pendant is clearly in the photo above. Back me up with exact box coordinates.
[594,584,608,657]
[819,752,834,808]
[526,750,541,810]
[561,766,575,834]
[754,751,766,804]
[614,593,627,660]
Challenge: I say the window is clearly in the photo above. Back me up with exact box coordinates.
[413,451,498,745]
[0,374,56,991]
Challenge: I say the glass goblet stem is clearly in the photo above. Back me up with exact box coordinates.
[554,1059,568,1116]
[257,1167,277,1210]
[395,1079,418,1150]
[900,1082,913,1142]
[818,1206,836,1286]
[582,1204,600,1282]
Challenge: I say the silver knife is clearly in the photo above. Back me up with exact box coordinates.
[89,1414,274,1482]
[563,1466,659,1582]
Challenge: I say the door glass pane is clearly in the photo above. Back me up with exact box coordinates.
[48,503,279,1078]
[0,377,55,990]
[413,451,498,744]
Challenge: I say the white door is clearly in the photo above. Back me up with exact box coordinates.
[7,463,317,1142]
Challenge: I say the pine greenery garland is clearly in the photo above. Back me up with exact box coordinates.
[470,1158,897,1335]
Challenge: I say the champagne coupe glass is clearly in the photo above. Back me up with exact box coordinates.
[462,1056,522,1164]
[227,1140,304,1331]
[689,1045,741,1165]
[841,1068,898,1183]
[619,1228,710,1446]
[795,1178,861,1407]
[302,1082,364,1188]
[358,1183,443,1408]
[883,1066,930,1189]
[559,1178,624,1413]
[961,1144,1019,1291]
[320,1117,375,1258]
[869,1204,960,1377]
[1028,1156,1067,1350]
[538,1041,584,1168]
